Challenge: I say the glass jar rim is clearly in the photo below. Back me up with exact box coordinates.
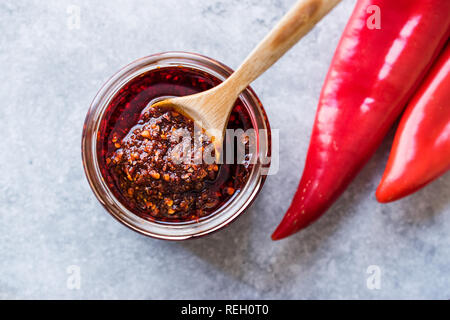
[82,51,271,240]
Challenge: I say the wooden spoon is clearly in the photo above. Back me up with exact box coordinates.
[152,0,341,150]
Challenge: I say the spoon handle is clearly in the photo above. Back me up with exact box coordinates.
[227,0,341,94]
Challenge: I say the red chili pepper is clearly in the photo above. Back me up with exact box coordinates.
[272,0,450,240]
[376,42,450,203]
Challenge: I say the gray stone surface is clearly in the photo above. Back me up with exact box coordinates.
[1,0,449,300]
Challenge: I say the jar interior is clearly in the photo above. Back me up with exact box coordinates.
[97,66,255,224]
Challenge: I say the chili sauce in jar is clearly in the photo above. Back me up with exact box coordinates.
[97,66,253,222]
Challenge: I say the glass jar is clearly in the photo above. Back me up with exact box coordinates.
[82,52,271,240]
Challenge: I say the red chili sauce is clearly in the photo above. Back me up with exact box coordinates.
[97,66,253,222]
